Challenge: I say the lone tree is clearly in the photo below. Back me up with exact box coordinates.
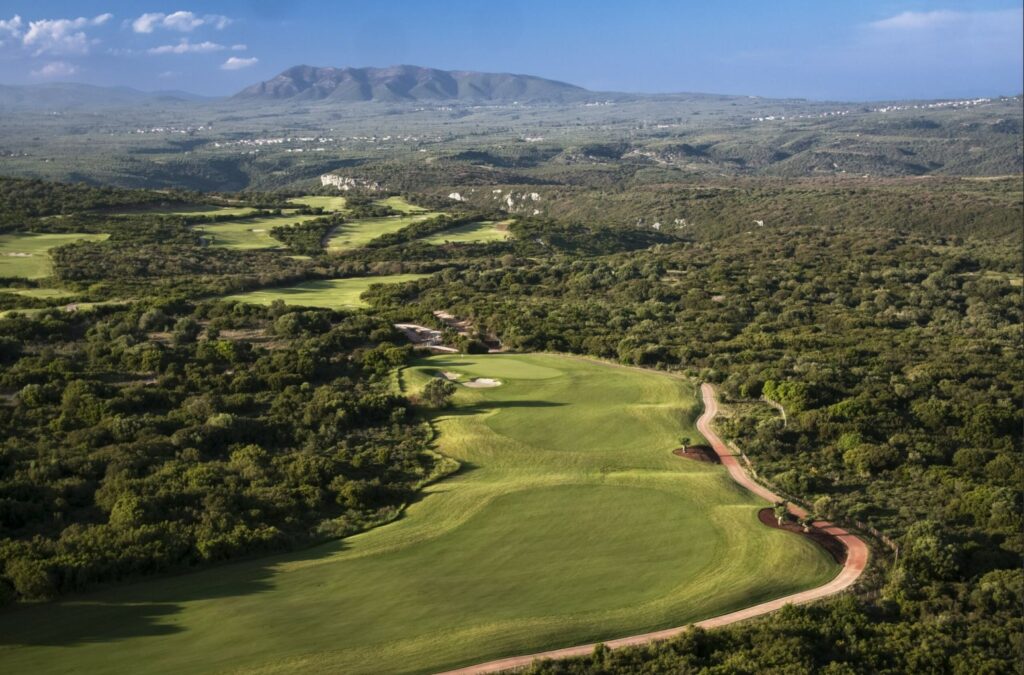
[422,378,457,408]
[773,501,789,526]
[680,436,692,449]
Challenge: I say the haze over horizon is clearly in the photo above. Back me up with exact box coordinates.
[0,1,1021,101]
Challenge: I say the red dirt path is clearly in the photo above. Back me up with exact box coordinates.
[439,383,869,675]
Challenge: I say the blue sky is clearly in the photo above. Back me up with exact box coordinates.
[0,1,1020,100]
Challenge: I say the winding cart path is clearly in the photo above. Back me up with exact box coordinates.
[440,383,869,675]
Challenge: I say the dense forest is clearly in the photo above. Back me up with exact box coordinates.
[0,301,452,601]
[0,170,1020,671]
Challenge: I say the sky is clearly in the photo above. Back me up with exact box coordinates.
[0,1,1021,100]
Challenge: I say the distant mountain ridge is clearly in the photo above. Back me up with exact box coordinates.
[232,65,593,103]
[0,83,209,110]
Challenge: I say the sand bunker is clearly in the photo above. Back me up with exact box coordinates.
[463,378,502,388]
[435,371,500,387]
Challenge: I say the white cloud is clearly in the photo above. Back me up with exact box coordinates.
[162,11,204,32]
[868,8,1024,37]
[231,44,247,51]
[31,60,78,78]
[131,11,231,33]
[206,14,231,30]
[131,13,165,34]
[862,8,1024,62]
[221,56,257,70]
[0,15,23,41]
[22,13,112,55]
[870,10,962,31]
[148,39,226,55]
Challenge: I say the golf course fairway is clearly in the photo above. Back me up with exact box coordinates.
[0,354,838,674]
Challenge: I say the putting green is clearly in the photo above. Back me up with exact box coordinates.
[421,219,513,245]
[194,214,315,250]
[0,354,837,674]
[222,274,430,310]
[324,213,438,252]
[0,232,110,279]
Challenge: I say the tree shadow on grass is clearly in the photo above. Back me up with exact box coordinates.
[439,400,566,418]
[0,538,343,647]
[0,601,183,646]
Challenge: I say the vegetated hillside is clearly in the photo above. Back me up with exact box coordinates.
[233,65,593,103]
[467,177,1023,241]
[0,169,1019,670]
[0,86,1018,190]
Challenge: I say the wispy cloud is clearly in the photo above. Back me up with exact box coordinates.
[31,60,77,78]
[221,56,257,70]
[148,39,226,55]
[22,13,112,55]
[868,8,1024,35]
[862,8,1024,61]
[132,11,230,34]
[870,10,963,31]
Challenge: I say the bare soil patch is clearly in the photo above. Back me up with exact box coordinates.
[757,508,847,565]
[672,445,720,464]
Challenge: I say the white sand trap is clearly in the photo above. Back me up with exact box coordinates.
[250,228,267,232]
[463,378,502,388]
[4,252,33,257]
[439,371,462,381]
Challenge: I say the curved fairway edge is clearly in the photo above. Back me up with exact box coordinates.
[440,382,869,675]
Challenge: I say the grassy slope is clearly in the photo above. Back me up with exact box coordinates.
[113,205,259,217]
[221,274,430,309]
[324,213,438,251]
[0,287,76,299]
[0,354,836,674]
[194,213,315,250]
[421,219,513,245]
[0,233,110,279]
[375,196,426,213]
[287,196,347,212]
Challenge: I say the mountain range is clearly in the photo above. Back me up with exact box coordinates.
[1,66,1018,110]
[232,65,592,103]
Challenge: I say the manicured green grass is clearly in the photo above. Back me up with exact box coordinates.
[0,301,126,319]
[287,196,347,212]
[0,232,110,279]
[194,214,314,250]
[222,274,430,310]
[376,195,426,213]
[324,214,437,251]
[0,354,837,674]
[421,219,513,244]
[114,204,259,217]
[0,287,75,299]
